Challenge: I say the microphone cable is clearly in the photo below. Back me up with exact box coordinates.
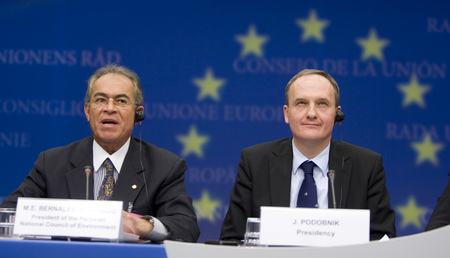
[139,121,151,214]
[338,121,344,209]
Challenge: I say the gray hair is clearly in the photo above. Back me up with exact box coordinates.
[85,64,144,106]
[285,69,340,106]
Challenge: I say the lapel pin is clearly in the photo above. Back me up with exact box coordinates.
[132,184,137,189]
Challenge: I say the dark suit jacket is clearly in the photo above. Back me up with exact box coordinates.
[1,137,200,242]
[425,173,450,231]
[220,138,396,241]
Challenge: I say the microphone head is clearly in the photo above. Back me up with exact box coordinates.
[84,166,93,175]
[327,170,336,179]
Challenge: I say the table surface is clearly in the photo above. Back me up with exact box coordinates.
[0,237,167,258]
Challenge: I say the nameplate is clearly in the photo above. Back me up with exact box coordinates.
[260,206,369,246]
[14,198,123,240]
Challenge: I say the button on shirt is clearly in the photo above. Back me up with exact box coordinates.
[290,139,330,209]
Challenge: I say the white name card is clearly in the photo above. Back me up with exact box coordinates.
[260,206,369,247]
[14,198,123,240]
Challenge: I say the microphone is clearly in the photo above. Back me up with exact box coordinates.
[84,166,93,200]
[327,170,337,209]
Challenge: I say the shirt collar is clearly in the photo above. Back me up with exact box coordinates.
[92,137,131,173]
[292,139,330,177]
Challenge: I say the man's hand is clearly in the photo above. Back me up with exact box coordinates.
[122,210,154,238]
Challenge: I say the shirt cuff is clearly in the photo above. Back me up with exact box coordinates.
[144,217,168,241]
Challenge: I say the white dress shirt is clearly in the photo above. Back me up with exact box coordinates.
[290,139,330,209]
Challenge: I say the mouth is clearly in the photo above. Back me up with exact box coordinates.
[302,123,320,128]
[303,122,319,126]
[101,119,118,125]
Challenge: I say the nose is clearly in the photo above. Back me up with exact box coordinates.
[306,104,318,119]
[104,98,117,112]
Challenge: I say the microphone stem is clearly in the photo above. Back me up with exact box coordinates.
[330,178,336,209]
[85,172,89,200]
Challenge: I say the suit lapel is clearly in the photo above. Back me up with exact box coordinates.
[328,140,352,208]
[112,138,145,211]
[66,138,94,200]
[269,139,293,207]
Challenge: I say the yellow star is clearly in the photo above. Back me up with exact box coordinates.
[192,68,225,101]
[296,9,330,43]
[177,125,209,158]
[411,134,444,166]
[396,196,428,229]
[235,24,269,57]
[356,28,390,61]
[193,190,221,222]
[397,75,431,108]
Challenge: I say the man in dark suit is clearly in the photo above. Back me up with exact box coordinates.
[0,65,200,242]
[425,172,450,231]
[220,69,396,241]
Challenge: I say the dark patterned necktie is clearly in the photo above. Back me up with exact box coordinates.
[297,161,318,208]
[97,158,115,200]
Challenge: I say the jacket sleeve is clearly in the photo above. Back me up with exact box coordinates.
[365,155,396,240]
[220,148,252,241]
[153,158,200,242]
[426,175,450,231]
[0,151,49,208]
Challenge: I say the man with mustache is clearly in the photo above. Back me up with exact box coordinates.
[1,64,200,242]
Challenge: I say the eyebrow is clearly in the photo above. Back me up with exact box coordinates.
[316,98,330,102]
[92,92,131,100]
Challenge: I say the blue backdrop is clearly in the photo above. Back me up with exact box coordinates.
[1,0,449,242]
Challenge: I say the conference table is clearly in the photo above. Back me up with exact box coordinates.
[0,238,167,258]
[2,225,450,258]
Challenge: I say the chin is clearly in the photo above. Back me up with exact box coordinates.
[297,133,327,141]
[97,133,120,143]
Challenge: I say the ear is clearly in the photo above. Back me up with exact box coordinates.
[134,105,145,125]
[84,103,90,122]
[283,105,289,124]
[334,106,345,123]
